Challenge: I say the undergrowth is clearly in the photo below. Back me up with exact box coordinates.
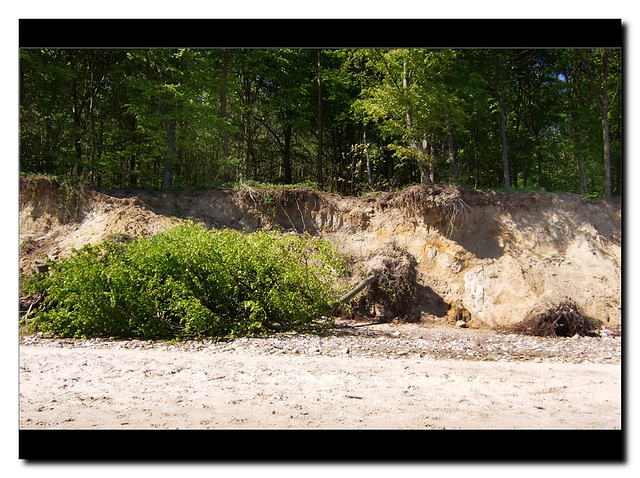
[21,223,350,340]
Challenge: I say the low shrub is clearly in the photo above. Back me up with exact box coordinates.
[21,223,349,340]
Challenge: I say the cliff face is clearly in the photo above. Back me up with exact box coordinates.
[20,177,621,330]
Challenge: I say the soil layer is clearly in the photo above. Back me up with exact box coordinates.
[19,177,622,331]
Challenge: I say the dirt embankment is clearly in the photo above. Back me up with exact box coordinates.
[19,176,621,331]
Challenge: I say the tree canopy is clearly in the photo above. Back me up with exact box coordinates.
[20,48,621,197]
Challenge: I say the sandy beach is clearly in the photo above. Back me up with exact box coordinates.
[19,322,621,430]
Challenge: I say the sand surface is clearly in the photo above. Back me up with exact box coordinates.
[19,335,621,430]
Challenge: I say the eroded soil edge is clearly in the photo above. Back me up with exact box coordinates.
[19,177,621,331]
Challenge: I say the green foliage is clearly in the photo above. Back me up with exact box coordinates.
[22,223,349,340]
[20,47,621,197]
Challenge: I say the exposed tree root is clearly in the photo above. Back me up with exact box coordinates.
[347,245,419,322]
[513,298,602,337]
[392,185,471,237]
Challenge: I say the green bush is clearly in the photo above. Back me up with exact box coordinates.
[22,223,349,340]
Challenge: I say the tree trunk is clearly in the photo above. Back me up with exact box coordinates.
[161,117,176,190]
[87,94,97,186]
[471,124,479,189]
[403,57,412,132]
[386,147,394,183]
[428,135,436,183]
[359,67,373,190]
[317,50,324,189]
[69,51,86,179]
[403,56,431,184]
[241,74,257,181]
[446,111,458,181]
[474,146,479,189]
[601,109,612,198]
[576,134,588,195]
[129,154,138,187]
[284,123,292,184]
[499,90,512,188]
[599,49,613,199]
[126,114,138,186]
[418,162,431,185]
[243,119,252,180]
[71,94,84,176]
[583,49,617,198]
[221,49,231,183]
[363,125,373,189]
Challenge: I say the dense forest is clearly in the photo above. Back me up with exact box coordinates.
[19,47,621,197]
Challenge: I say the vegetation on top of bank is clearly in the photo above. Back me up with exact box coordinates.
[20,47,620,197]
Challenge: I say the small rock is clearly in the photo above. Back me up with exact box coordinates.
[456,320,468,328]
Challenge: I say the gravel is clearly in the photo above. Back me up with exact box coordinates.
[20,319,622,365]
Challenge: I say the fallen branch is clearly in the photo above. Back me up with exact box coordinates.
[23,302,34,320]
[332,275,377,308]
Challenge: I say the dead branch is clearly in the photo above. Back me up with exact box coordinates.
[332,275,377,308]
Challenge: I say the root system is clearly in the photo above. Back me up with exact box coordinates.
[513,298,602,337]
[393,185,471,237]
[349,245,419,321]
